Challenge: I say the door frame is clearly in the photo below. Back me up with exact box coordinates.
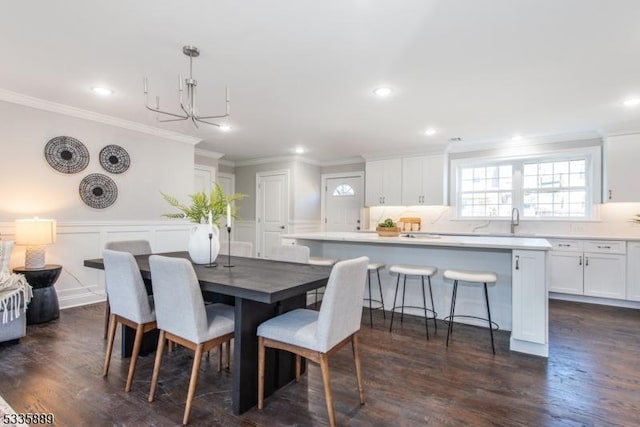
[255,169,291,258]
[194,164,217,194]
[320,171,365,232]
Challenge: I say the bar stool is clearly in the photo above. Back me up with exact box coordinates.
[364,262,386,327]
[443,269,499,354]
[388,264,437,339]
[308,257,338,308]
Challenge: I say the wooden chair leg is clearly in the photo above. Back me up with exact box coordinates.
[217,343,223,372]
[125,323,144,392]
[258,337,265,410]
[225,339,231,369]
[295,355,302,382]
[183,344,204,425]
[319,354,336,427]
[103,299,110,339]
[103,314,117,376]
[352,334,365,405]
[149,330,167,403]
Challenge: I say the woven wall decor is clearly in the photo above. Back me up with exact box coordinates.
[44,136,90,174]
[79,173,118,209]
[99,144,130,174]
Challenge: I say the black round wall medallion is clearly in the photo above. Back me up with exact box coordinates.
[44,136,90,174]
[99,144,130,174]
[79,173,118,209]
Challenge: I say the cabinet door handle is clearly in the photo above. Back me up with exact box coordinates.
[609,189,612,200]
[585,256,589,266]
[596,245,611,249]
[515,255,520,270]
[558,244,571,247]
[579,256,582,266]
[383,196,386,204]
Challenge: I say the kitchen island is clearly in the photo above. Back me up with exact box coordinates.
[283,232,552,357]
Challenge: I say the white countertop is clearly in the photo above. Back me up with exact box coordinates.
[284,232,552,251]
[357,230,640,241]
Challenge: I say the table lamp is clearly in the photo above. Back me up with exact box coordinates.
[15,218,57,269]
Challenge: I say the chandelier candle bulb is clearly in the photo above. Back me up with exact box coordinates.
[227,203,231,226]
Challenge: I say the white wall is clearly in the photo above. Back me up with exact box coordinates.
[0,101,194,221]
[0,100,197,308]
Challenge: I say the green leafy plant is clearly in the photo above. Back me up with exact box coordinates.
[377,218,396,228]
[161,182,247,225]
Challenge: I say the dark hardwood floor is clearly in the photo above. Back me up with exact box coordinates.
[1,300,639,426]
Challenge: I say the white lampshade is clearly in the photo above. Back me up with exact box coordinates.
[15,218,56,269]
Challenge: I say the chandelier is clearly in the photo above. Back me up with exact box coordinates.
[144,45,230,129]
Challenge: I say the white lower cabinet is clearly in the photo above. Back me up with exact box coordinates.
[626,242,640,301]
[548,239,626,300]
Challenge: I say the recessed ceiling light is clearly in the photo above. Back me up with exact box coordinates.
[424,128,437,136]
[623,98,640,107]
[294,147,305,154]
[91,86,113,96]
[512,134,523,141]
[219,124,232,132]
[373,87,393,97]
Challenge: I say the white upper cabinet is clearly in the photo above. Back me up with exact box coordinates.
[401,154,445,205]
[604,134,640,202]
[365,159,402,206]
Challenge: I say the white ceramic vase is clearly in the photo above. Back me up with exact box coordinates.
[188,224,220,264]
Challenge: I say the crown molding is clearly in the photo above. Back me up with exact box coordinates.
[218,159,235,167]
[0,88,202,145]
[233,155,322,167]
[318,156,365,167]
[194,148,224,159]
[446,130,602,154]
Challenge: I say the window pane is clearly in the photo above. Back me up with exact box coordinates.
[570,160,585,173]
[554,161,569,174]
[523,164,537,176]
[461,179,474,191]
[332,184,355,196]
[539,162,553,175]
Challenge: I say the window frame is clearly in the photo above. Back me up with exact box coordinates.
[450,146,601,221]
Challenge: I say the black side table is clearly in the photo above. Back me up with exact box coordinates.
[13,264,62,324]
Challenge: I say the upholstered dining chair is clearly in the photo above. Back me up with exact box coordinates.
[219,241,253,257]
[103,240,152,338]
[270,244,310,263]
[257,256,369,427]
[148,255,235,426]
[102,249,156,392]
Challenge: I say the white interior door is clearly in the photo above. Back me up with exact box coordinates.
[324,175,364,232]
[256,171,289,258]
[194,165,215,194]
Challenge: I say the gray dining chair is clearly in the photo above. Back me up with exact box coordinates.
[257,256,369,427]
[219,241,253,257]
[102,249,156,392]
[148,255,235,426]
[103,240,153,338]
[270,244,310,263]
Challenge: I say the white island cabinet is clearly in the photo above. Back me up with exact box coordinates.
[283,232,551,357]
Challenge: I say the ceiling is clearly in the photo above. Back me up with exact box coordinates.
[2,1,640,163]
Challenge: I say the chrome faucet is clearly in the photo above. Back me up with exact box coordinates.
[510,207,520,234]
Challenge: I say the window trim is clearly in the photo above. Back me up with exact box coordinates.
[450,146,602,221]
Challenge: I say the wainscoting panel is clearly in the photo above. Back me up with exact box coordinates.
[1,221,192,310]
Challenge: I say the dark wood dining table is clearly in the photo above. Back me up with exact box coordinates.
[84,251,332,414]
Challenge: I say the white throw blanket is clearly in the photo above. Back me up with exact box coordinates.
[0,272,32,324]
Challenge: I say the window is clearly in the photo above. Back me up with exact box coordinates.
[522,159,586,217]
[332,184,355,196]
[460,164,513,217]
[453,147,600,220]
